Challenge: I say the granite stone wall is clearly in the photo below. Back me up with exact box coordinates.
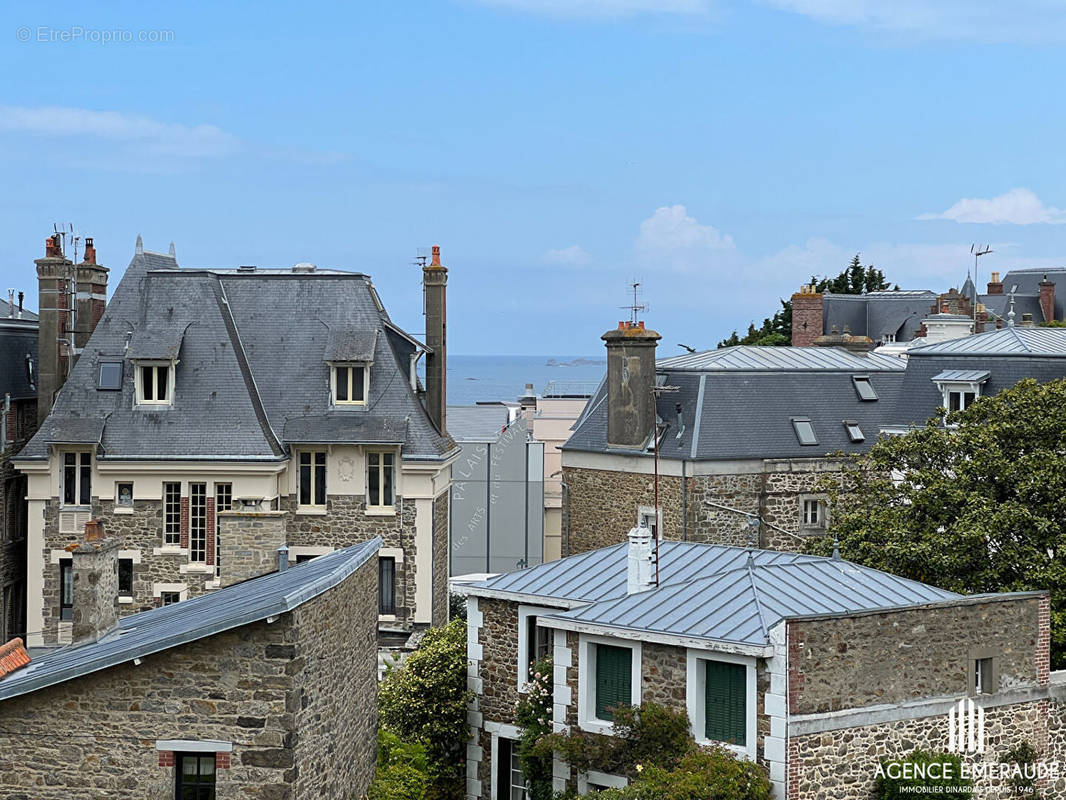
[0,550,378,799]
[563,467,683,554]
[432,491,449,626]
[218,510,286,587]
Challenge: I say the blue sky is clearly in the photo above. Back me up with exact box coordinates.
[2,0,1065,355]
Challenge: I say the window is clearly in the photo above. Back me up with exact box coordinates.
[295,554,318,564]
[379,556,395,615]
[189,483,207,563]
[59,560,73,621]
[974,658,993,695]
[852,376,878,401]
[117,482,134,508]
[97,360,123,390]
[333,364,367,405]
[843,420,865,443]
[299,451,327,507]
[161,591,181,606]
[948,390,977,413]
[118,558,133,597]
[136,363,172,404]
[595,644,632,721]
[62,452,92,506]
[791,418,818,446]
[496,738,527,800]
[163,482,181,546]
[801,498,824,527]
[637,506,660,539]
[215,483,232,576]
[175,753,216,800]
[704,660,747,746]
[526,615,551,672]
[882,333,896,344]
[367,451,395,508]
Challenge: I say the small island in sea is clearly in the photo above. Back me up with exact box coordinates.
[545,357,604,367]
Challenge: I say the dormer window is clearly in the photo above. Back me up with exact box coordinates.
[135,362,173,405]
[932,370,989,417]
[332,364,368,405]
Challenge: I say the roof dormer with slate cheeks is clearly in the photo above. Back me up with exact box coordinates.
[324,329,377,408]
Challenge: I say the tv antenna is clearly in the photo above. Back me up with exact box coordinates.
[971,244,993,322]
[413,246,432,269]
[620,280,648,325]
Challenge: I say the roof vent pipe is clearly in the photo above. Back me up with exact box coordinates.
[626,526,654,594]
[277,545,290,573]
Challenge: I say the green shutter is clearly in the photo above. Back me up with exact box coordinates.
[595,644,632,721]
[705,660,746,745]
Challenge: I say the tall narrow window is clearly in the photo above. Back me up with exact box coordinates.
[59,560,73,621]
[214,483,232,576]
[299,452,327,507]
[163,482,181,546]
[495,738,527,800]
[189,483,207,562]
[704,660,747,746]
[175,753,216,800]
[333,365,366,405]
[974,658,994,695]
[801,499,823,527]
[526,616,551,672]
[379,556,396,615]
[118,558,134,597]
[595,644,632,721]
[137,364,172,404]
[62,452,92,506]
[367,451,395,508]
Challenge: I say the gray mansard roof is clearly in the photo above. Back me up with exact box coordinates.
[19,248,454,462]
[0,539,380,702]
[980,268,1066,323]
[0,322,38,403]
[564,346,905,462]
[822,291,937,343]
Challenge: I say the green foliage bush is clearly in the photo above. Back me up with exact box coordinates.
[366,731,431,800]
[875,750,972,799]
[378,618,472,799]
[514,656,554,800]
[588,749,773,800]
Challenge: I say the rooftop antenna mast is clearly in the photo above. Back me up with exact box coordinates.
[621,280,648,326]
[53,223,78,375]
[970,244,993,322]
[414,246,432,317]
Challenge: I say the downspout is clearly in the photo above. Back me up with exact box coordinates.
[681,459,687,541]
[561,479,570,558]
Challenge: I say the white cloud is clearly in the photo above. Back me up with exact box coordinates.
[468,0,710,19]
[0,105,239,158]
[544,244,593,267]
[761,0,1066,43]
[635,204,736,274]
[918,188,1066,225]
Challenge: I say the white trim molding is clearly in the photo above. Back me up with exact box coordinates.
[517,604,560,693]
[287,545,335,562]
[577,633,642,735]
[156,739,233,753]
[685,647,758,762]
[465,596,484,800]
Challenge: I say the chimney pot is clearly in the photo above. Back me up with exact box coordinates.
[277,545,289,573]
[83,237,96,265]
[84,519,104,542]
[626,526,654,594]
[17,291,23,316]
[431,245,441,267]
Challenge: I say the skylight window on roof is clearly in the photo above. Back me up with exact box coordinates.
[844,421,865,443]
[791,418,818,446]
[852,375,878,401]
[97,361,123,391]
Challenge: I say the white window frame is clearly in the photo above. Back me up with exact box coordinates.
[685,648,757,761]
[636,505,662,539]
[298,450,328,508]
[516,605,560,692]
[577,634,642,735]
[60,450,93,508]
[330,362,370,406]
[366,449,397,511]
[800,496,826,529]
[133,360,174,405]
[939,383,980,414]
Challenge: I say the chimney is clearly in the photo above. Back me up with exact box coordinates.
[1021,312,1035,327]
[987,271,1003,295]
[68,520,119,643]
[6,289,12,318]
[83,237,96,265]
[626,526,654,594]
[17,291,23,318]
[277,545,289,573]
[1040,275,1055,323]
[75,236,109,352]
[35,234,74,425]
[602,321,661,450]
[791,285,824,347]
[423,244,448,434]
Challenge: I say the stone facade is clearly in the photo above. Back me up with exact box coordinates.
[432,491,449,626]
[564,460,848,556]
[0,550,378,799]
[70,536,119,642]
[219,510,287,587]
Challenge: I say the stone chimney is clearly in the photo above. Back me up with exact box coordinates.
[603,321,661,450]
[75,237,108,352]
[626,526,654,594]
[218,508,288,587]
[987,271,1003,295]
[423,244,448,434]
[68,520,119,643]
[1040,275,1055,323]
[791,285,823,347]
[35,234,74,425]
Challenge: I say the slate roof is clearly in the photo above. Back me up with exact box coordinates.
[931,369,990,383]
[323,329,379,362]
[463,540,963,650]
[981,268,1066,322]
[19,248,454,462]
[0,299,38,321]
[447,405,511,442]
[0,325,37,401]
[907,327,1066,356]
[822,291,936,343]
[564,346,905,461]
[0,538,380,702]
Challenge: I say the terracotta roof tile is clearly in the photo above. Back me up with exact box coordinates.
[0,638,30,677]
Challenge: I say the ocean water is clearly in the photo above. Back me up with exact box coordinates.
[445,355,605,405]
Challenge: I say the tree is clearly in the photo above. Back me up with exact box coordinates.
[717,254,896,348]
[378,618,472,798]
[808,378,1066,667]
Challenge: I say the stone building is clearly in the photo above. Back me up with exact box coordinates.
[14,237,457,646]
[0,530,380,800]
[0,291,39,643]
[460,531,1055,800]
[561,324,907,554]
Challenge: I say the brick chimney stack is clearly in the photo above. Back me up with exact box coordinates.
[602,320,661,450]
[1039,275,1055,323]
[75,236,108,352]
[68,520,119,643]
[35,234,74,425]
[987,271,1003,295]
[423,244,448,434]
[791,285,823,347]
